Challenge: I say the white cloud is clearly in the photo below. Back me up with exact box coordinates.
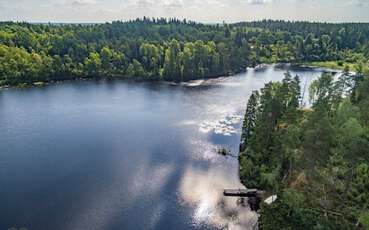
[247,0,271,4]
[353,0,369,6]
[72,0,97,5]
[162,0,183,7]
[136,0,183,8]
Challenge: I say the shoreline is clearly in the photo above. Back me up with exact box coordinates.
[301,61,367,73]
[0,63,344,91]
[0,70,240,91]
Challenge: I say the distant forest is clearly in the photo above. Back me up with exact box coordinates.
[1,18,369,86]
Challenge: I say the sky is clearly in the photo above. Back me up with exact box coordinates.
[1,0,369,23]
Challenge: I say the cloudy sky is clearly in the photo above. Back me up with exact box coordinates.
[0,0,369,23]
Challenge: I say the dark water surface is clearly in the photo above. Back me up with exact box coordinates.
[0,66,331,230]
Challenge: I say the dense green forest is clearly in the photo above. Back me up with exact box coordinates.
[1,18,369,86]
[239,66,369,228]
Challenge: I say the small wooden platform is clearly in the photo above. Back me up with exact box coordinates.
[223,189,264,197]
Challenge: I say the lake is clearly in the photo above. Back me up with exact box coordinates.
[0,65,333,230]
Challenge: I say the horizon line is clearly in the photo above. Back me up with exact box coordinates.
[2,18,369,25]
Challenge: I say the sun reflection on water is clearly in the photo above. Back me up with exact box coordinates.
[178,165,258,229]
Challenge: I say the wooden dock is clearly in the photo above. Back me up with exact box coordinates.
[223,189,264,197]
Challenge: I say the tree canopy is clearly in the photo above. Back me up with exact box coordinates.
[1,19,369,86]
[239,67,369,229]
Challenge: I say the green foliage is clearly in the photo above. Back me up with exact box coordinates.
[241,90,259,148]
[239,73,301,190]
[239,70,369,228]
[359,211,369,229]
[126,59,146,79]
[84,52,101,77]
[1,19,369,86]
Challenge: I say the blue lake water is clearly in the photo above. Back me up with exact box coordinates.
[0,65,332,230]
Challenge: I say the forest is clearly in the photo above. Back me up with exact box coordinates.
[1,18,369,86]
[239,66,369,228]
